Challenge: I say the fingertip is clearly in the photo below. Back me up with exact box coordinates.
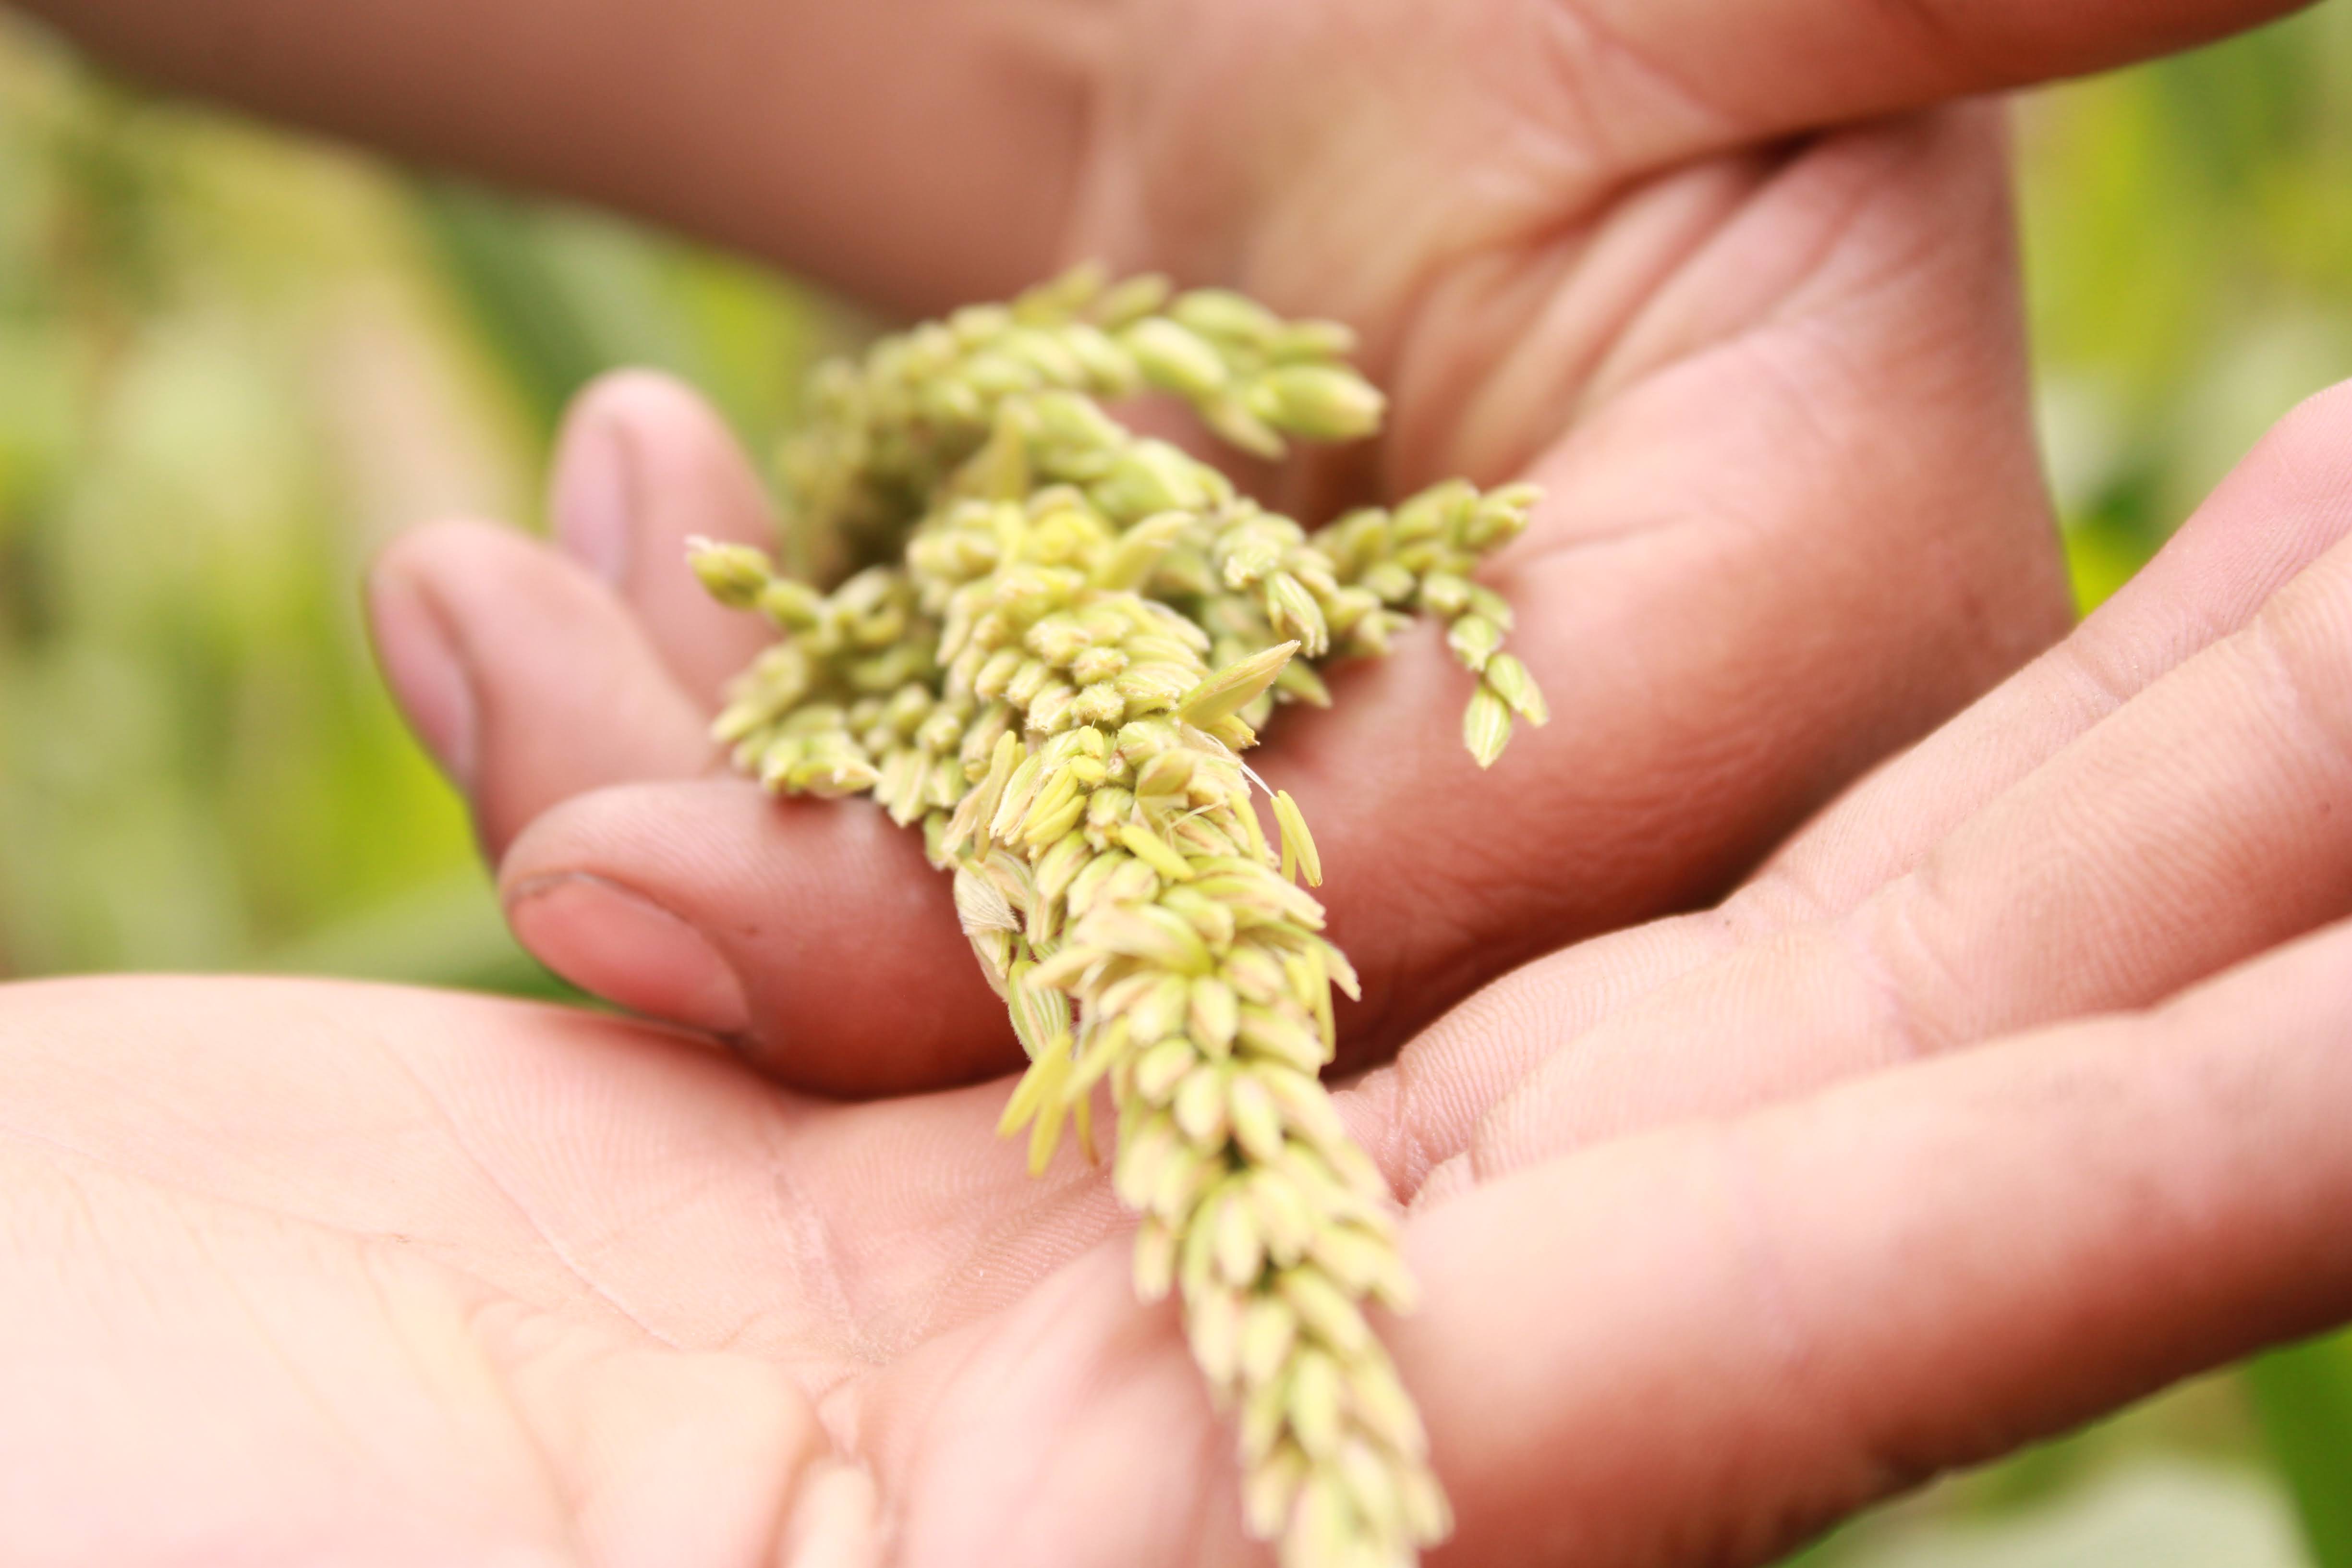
[368,517,717,856]
[507,870,752,1038]
[549,388,637,588]
[499,779,1018,1097]
[549,370,782,702]
[551,370,725,586]
[365,539,480,789]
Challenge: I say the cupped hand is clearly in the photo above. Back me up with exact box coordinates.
[21,385,2352,1565]
[337,0,2351,1091]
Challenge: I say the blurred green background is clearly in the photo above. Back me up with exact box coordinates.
[0,6,2347,1564]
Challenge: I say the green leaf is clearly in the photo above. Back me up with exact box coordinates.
[2245,1331,2352,1568]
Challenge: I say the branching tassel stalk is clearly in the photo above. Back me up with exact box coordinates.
[697,265,1542,1568]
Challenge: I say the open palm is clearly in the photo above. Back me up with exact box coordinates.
[16,389,2352,1565]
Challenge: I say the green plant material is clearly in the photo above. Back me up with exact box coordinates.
[2245,1331,2352,1568]
[697,264,1542,1568]
[0,18,835,988]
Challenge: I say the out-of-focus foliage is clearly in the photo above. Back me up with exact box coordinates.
[0,0,2347,1562]
[2025,0,2352,611]
[0,15,823,990]
[2247,1337,2352,1567]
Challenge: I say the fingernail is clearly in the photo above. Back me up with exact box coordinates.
[507,873,751,1038]
[367,569,478,788]
[550,413,635,588]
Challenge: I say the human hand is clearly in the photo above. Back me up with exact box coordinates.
[19,386,2352,1564]
[354,0,2318,1090]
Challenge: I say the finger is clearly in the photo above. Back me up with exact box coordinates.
[367,519,713,860]
[547,370,783,706]
[1342,910,1741,1196]
[1594,0,2313,172]
[1452,519,2352,1188]
[498,778,1014,1094]
[19,0,1079,315]
[1746,377,2352,927]
[1350,378,2352,1185]
[1398,913,2352,1564]
[372,509,1015,1088]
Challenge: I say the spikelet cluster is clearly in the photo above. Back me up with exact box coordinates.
[691,267,1542,1568]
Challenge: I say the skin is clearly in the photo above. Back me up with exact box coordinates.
[11,387,2352,1566]
[67,0,2323,1092]
[2,0,2346,1562]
